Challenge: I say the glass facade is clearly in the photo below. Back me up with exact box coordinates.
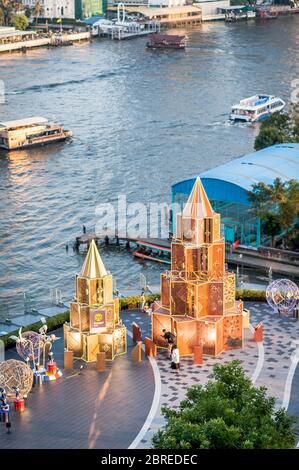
[75,0,107,19]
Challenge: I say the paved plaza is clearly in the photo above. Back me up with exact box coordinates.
[1,302,299,449]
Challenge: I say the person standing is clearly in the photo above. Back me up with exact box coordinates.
[171,344,180,372]
[161,328,176,359]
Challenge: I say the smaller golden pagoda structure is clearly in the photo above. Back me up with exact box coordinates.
[152,177,247,357]
[65,240,127,361]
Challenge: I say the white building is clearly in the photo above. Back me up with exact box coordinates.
[148,0,186,6]
[193,0,229,19]
[22,0,75,19]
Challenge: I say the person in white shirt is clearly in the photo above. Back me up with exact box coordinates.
[171,344,180,371]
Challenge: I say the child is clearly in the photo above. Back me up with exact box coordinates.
[171,344,180,372]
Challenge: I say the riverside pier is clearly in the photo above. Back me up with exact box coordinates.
[0,27,90,54]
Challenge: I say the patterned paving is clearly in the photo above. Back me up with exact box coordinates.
[122,303,299,449]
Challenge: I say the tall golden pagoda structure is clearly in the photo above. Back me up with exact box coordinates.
[65,240,127,361]
[152,177,246,357]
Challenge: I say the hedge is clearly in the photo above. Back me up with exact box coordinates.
[235,289,266,301]
[1,290,266,349]
[1,310,70,349]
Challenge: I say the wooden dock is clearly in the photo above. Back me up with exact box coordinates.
[74,232,299,277]
[74,232,171,251]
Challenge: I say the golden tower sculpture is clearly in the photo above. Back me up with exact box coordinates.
[152,177,246,357]
[65,240,127,361]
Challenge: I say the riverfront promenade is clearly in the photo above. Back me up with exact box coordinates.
[1,302,299,449]
[0,31,90,54]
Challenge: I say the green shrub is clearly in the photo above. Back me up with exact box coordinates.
[236,289,266,301]
[2,310,70,349]
[120,294,160,310]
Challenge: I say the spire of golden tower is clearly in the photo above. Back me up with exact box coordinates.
[183,176,214,219]
[80,239,108,279]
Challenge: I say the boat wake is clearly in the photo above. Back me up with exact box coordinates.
[6,68,126,95]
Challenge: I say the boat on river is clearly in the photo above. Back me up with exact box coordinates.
[230,95,285,123]
[0,117,72,150]
[146,34,186,49]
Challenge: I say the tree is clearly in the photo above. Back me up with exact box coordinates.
[152,361,296,449]
[32,0,43,24]
[10,13,28,30]
[262,214,281,247]
[248,178,299,247]
[0,0,23,26]
[254,110,299,151]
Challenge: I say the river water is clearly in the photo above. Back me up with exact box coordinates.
[0,17,298,313]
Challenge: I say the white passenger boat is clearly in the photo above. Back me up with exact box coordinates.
[230,95,285,123]
[0,117,72,150]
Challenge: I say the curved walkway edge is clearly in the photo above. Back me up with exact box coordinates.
[127,331,162,450]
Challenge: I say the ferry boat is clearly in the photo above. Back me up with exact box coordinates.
[230,95,285,123]
[146,34,186,50]
[133,239,171,265]
[0,117,72,150]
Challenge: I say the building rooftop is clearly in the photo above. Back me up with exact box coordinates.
[172,144,299,205]
[122,5,202,17]
[84,16,104,25]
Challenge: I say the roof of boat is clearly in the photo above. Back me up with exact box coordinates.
[232,95,284,110]
[149,34,185,42]
[0,117,49,129]
[122,5,202,17]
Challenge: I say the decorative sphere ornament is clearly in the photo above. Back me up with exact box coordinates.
[266,279,299,312]
[0,359,33,398]
[16,331,45,363]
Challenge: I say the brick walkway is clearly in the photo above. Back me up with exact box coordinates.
[0,326,155,449]
[122,304,299,449]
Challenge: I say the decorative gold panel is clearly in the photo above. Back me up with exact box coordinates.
[113,326,127,357]
[67,331,83,358]
[79,305,90,332]
[98,333,114,360]
[70,302,79,329]
[224,272,236,309]
[77,276,89,304]
[161,273,170,308]
[171,241,185,271]
[208,282,224,316]
[103,274,113,305]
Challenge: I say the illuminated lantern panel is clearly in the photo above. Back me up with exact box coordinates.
[152,177,246,357]
[65,240,127,362]
[152,312,172,348]
[172,317,198,356]
[161,273,170,308]
[0,359,33,398]
[198,317,224,356]
[223,314,243,350]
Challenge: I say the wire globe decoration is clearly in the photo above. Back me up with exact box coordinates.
[0,359,33,398]
[16,331,46,363]
[266,279,299,313]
